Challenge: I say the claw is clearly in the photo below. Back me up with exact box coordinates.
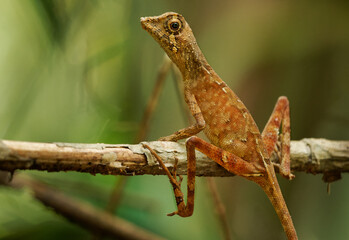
[158,135,177,141]
[285,172,295,180]
[167,211,178,216]
[178,175,183,185]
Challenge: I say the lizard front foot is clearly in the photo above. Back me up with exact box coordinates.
[167,211,178,216]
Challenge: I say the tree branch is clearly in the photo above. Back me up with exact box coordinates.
[0,138,348,177]
[0,172,164,240]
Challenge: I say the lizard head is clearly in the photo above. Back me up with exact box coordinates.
[141,12,204,74]
[141,12,190,53]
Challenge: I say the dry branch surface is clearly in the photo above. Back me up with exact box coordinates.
[0,138,348,177]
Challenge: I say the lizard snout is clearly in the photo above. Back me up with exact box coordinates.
[140,17,155,31]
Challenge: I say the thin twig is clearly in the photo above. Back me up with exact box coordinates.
[0,138,348,177]
[171,64,193,125]
[106,55,172,219]
[135,54,172,143]
[206,177,232,240]
[106,176,128,213]
[0,172,164,240]
[99,55,173,239]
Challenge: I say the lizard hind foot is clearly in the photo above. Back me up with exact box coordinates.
[273,163,295,180]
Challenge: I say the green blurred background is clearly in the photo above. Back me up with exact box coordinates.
[0,0,348,239]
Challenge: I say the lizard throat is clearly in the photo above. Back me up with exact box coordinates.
[170,41,211,80]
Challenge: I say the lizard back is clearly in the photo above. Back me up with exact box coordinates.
[190,68,269,165]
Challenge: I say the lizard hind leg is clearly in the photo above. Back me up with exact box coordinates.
[142,136,262,218]
[142,144,191,217]
[261,96,294,180]
[186,136,263,178]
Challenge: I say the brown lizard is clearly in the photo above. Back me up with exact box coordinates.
[141,12,297,240]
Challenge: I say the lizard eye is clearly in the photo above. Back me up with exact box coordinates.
[168,18,182,33]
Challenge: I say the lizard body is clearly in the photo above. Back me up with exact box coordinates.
[142,12,267,167]
[141,12,297,239]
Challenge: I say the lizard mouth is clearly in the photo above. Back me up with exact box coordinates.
[140,16,165,42]
[140,17,147,29]
[140,17,154,31]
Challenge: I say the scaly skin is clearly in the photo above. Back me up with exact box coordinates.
[141,12,297,239]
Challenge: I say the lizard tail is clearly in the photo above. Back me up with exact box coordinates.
[254,167,298,240]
